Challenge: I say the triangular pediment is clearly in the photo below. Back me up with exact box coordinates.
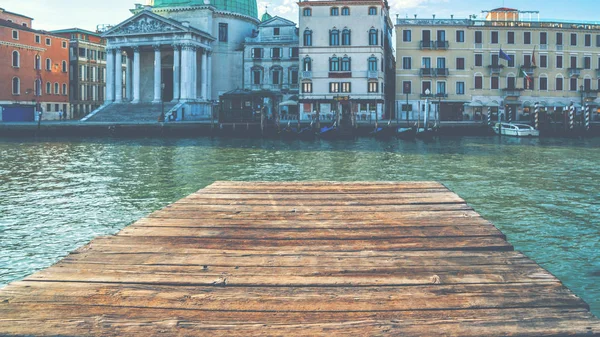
[259,16,297,28]
[102,10,188,37]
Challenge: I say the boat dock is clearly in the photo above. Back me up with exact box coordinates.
[0,181,599,336]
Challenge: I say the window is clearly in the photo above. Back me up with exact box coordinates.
[403,30,411,42]
[12,77,20,95]
[252,48,263,59]
[422,57,431,69]
[341,82,351,93]
[329,56,339,71]
[556,32,563,46]
[330,7,339,16]
[303,30,312,46]
[570,56,577,69]
[402,81,411,94]
[540,77,548,90]
[303,8,312,16]
[341,7,350,15]
[584,56,591,69]
[475,31,482,44]
[12,30,18,40]
[273,28,280,36]
[252,67,263,85]
[369,28,378,46]
[571,33,577,46]
[491,54,499,67]
[540,55,548,68]
[271,48,282,59]
[342,29,351,45]
[524,32,531,45]
[475,54,483,67]
[272,68,281,85]
[456,81,465,95]
[45,38,51,46]
[62,41,67,48]
[302,82,312,93]
[585,34,591,47]
[456,57,465,70]
[62,60,67,73]
[35,35,40,44]
[491,76,499,89]
[421,81,431,94]
[456,30,464,42]
[570,77,578,91]
[336,56,349,71]
[556,55,563,68]
[437,57,446,69]
[62,83,67,95]
[289,69,299,85]
[436,81,446,95]
[34,79,41,96]
[584,78,592,91]
[368,7,377,15]
[329,29,340,46]
[540,32,547,45]
[46,58,52,71]
[402,57,411,70]
[368,81,378,92]
[491,31,499,44]
[12,51,19,67]
[290,47,299,59]
[46,82,51,94]
[35,55,41,70]
[475,75,483,89]
[556,77,563,91]
[329,82,340,93]
[54,82,59,94]
[524,55,532,67]
[218,23,228,42]
[369,56,378,71]
[508,54,515,68]
[303,57,312,71]
[507,31,515,44]
[597,35,600,47]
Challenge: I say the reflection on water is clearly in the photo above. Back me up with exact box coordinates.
[0,136,599,316]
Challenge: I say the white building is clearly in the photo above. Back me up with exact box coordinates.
[298,0,395,125]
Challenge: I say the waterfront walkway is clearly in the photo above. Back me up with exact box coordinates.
[0,181,598,336]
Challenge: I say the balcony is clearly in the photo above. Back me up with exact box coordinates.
[367,70,379,79]
[420,92,434,98]
[434,40,449,50]
[488,64,504,74]
[328,72,352,78]
[420,40,435,50]
[302,71,312,79]
[419,40,448,50]
[502,88,524,97]
[419,68,434,77]
[581,90,599,99]
[521,65,536,76]
[539,44,548,50]
[568,68,582,77]
[435,68,449,77]
[435,93,448,98]
[556,45,563,51]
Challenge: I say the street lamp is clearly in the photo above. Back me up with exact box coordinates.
[160,82,166,122]
[424,88,431,130]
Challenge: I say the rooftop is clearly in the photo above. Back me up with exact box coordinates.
[0,7,34,20]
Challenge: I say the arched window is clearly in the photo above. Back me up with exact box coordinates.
[251,66,263,85]
[369,28,378,46]
[12,77,20,95]
[46,58,51,71]
[303,57,312,72]
[341,56,351,71]
[271,66,283,85]
[341,7,350,15]
[62,60,67,73]
[342,29,351,46]
[368,56,378,71]
[329,29,339,46]
[35,55,41,70]
[330,7,339,16]
[12,51,19,67]
[54,82,59,94]
[303,30,312,46]
[303,8,312,16]
[62,83,67,95]
[46,82,51,94]
[368,7,377,15]
[34,79,41,96]
[329,56,340,71]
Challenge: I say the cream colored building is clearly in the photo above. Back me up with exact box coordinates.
[395,7,600,123]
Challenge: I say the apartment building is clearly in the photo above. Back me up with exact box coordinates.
[298,0,395,124]
[395,7,600,122]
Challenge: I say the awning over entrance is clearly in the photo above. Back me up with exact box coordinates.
[486,100,500,107]
[465,100,484,107]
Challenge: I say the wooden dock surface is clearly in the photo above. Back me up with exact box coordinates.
[0,181,599,336]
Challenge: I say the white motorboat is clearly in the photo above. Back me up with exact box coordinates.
[494,122,540,137]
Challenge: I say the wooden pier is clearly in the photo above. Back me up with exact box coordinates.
[0,181,598,336]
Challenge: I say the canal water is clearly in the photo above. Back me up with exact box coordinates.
[0,136,599,316]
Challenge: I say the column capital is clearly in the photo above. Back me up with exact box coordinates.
[132,46,140,52]
[171,43,181,50]
[153,44,161,51]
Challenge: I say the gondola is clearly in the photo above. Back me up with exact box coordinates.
[318,122,338,139]
[279,122,316,140]
[369,121,396,139]
[396,126,417,140]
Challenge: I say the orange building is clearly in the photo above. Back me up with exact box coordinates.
[0,8,70,121]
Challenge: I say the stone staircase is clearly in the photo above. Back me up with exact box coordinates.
[85,102,178,123]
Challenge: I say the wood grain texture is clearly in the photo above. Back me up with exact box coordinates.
[0,181,598,336]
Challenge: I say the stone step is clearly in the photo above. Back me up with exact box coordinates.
[87,103,177,123]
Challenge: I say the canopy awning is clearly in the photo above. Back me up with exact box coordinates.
[465,100,484,107]
[279,100,298,107]
[486,100,501,107]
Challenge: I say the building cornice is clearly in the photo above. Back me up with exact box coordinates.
[0,40,45,52]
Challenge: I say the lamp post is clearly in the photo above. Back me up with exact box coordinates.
[404,82,410,127]
[159,82,165,122]
[580,85,584,126]
[424,88,431,130]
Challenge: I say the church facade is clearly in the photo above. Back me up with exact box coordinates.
[96,0,259,120]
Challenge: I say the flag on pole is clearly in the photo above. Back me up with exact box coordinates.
[499,48,512,62]
[532,46,537,67]
[519,66,532,89]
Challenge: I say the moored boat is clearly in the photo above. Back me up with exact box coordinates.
[494,123,540,137]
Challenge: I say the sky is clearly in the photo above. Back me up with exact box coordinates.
[2,0,599,32]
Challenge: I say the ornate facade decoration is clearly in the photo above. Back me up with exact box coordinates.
[113,17,181,35]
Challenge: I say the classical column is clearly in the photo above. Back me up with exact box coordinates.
[207,50,212,101]
[172,44,181,102]
[180,44,189,101]
[153,45,162,103]
[105,47,115,103]
[132,47,141,103]
[126,51,132,101]
[201,49,208,99]
[114,48,123,103]
[190,46,197,100]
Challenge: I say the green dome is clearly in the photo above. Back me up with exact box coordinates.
[260,11,272,22]
[153,0,258,18]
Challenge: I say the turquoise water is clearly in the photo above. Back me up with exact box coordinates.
[0,136,598,316]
